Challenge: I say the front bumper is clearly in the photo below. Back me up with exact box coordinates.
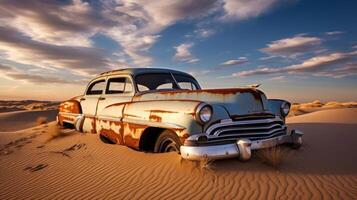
[180,130,303,161]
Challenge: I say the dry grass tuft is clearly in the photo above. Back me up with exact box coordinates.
[36,116,47,125]
[197,158,215,172]
[180,157,215,173]
[256,146,290,169]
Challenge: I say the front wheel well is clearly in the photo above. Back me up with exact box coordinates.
[139,127,167,152]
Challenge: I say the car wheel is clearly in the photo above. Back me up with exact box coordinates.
[154,130,181,153]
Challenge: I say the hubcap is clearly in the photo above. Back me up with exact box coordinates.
[160,138,179,152]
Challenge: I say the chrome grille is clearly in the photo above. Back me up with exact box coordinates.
[206,116,286,142]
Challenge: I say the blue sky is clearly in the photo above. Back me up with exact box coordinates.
[0,0,356,102]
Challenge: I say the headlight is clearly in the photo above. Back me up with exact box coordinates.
[280,102,290,116]
[196,104,212,124]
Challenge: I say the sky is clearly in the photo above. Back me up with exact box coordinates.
[0,0,356,102]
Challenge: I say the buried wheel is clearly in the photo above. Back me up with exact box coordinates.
[154,130,181,153]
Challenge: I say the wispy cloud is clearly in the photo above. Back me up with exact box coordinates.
[325,31,345,36]
[174,43,199,63]
[269,75,287,81]
[233,51,357,78]
[0,26,111,75]
[0,64,83,84]
[260,35,322,58]
[220,57,248,66]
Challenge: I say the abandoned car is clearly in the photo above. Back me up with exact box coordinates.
[57,68,303,161]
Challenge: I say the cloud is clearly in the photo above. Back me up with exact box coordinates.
[220,57,248,66]
[233,51,357,78]
[0,0,219,68]
[174,43,199,63]
[260,35,322,58]
[313,62,357,78]
[0,26,111,75]
[187,69,212,76]
[0,64,82,84]
[220,0,281,21]
[101,0,219,66]
[194,28,216,38]
[325,31,345,36]
[269,75,287,81]
[0,0,105,47]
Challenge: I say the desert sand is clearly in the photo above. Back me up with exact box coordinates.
[0,105,357,199]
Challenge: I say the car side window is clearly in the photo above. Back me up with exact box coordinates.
[106,77,133,94]
[86,80,105,95]
[173,74,199,90]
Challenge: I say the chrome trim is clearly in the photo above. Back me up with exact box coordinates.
[213,124,285,136]
[206,116,283,135]
[195,103,212,124]
[180,130,304,161]
[208,129,284,141]
[74,114,84,132]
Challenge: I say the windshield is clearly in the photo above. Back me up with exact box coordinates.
[135,73,200,92]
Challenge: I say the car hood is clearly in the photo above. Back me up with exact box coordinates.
[133,88,267,117]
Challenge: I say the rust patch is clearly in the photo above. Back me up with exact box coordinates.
[145,109,178,114]
[149,114,162,122]
[134,88,262,100]
[59,100,82,114]
[57,115,74,125]
[122,122,148,150]
[123,113,141,118]
[157,88,257,95]
[177,132,189,145]
[100,129,124,144]
[85,117,96,134]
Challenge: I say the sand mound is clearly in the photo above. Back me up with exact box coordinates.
[0,110,58,132]
[287,108,357,124]
[0,109,357,199]
[288,100,357,117]
[0,100,59,113]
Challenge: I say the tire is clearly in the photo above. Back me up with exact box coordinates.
[154,130,182,153]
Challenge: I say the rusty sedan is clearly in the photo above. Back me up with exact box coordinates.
[57,68,303,161]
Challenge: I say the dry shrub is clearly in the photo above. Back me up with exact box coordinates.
[180,157,215,173]
[36,116,47,125]
[197,158,215,172]
[256,146,290,169]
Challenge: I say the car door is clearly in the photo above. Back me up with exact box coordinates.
[95,75,135,143]
[96,75,135,116]
[81,78,107,117]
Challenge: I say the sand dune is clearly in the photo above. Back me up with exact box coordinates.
[0,109,357,199]
[0,100,59,113]
[288,100,357,117]
[0,110,58,132]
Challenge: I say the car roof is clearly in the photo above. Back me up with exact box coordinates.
[99,68,192,77]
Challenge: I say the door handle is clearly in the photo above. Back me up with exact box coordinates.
[99,97,106,100]
[80,97,86,101]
